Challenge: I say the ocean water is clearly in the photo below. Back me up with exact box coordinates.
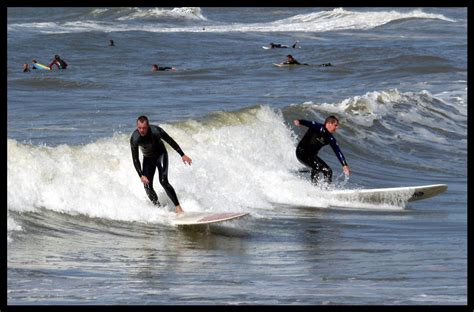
[7,7,467,305]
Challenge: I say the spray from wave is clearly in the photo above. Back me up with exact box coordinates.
[7,106,316,235]
[92,7,208,21]
[265,8,455,32]
[292,89,466,151]
[8,87,465,239]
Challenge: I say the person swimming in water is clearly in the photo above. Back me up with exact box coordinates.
[23,63,30,72]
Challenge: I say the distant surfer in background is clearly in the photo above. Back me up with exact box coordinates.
[269,42,287,48]
[130,115,192,213]
[293,116,350,185]
[284,55,302,65]
[49,55,68,70]
[109,39,115,46]
[284,54,300,64]
[22,63,30,72]
[152,64,175,72]
[267,41,299,49]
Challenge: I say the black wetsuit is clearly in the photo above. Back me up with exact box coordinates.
[270,44,284,48]
[295,120,348,184]
[157,67,173,71]
[130,125,184,206]
[284,59,301,65]
[58,59,68,69]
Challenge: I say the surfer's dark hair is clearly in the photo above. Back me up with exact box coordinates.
[325,115,339,125]
[137,115,149,124]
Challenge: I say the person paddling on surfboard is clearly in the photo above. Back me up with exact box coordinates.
[130,115,192,214]
[293,115,350,185]
[152,64,175,72]
[269,42,287,48]
[49,54,68,70]
[284,55,300,64]
[283,55,308,65]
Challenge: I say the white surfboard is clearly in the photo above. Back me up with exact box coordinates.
[273,63,309,67]
[263,45,289,49]
[329,184,447,205]
[171,212,250,226]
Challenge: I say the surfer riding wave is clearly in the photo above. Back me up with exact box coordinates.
[294,115,350,185]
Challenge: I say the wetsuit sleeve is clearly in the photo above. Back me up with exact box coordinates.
[130,133,143,177]
[328,135,348,167]
[158,127,185,157]
[298,119,320,128]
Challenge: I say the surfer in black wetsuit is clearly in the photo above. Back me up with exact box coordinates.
[283,54,301,65]
[130,116,192,213]
[284,55,302,65]
[152,64,174,72]
[269,42,287,48]
[23,63,30,72]
[293,115,350,185]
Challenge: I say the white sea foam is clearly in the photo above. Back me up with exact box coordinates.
[117,7,207,21]
[8,105,392,236]
[8,8,455,34]
[7,215,23,243]
[300,89,466,151]
[8,91,464,236]
[90,7,207,21]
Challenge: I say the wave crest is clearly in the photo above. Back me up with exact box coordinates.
[91,7,207,21]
